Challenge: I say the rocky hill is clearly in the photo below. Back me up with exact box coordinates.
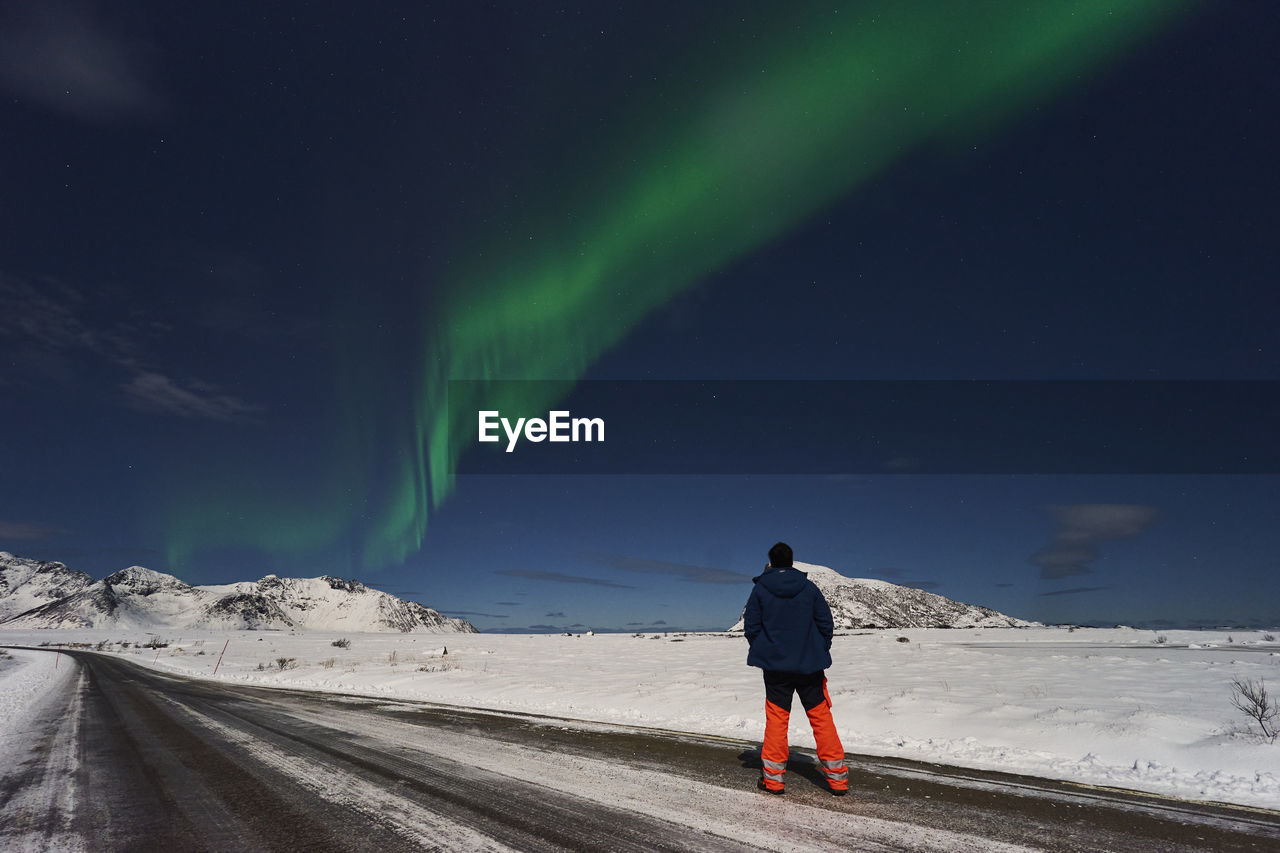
[196,574,475,633]
[729,561,1036,630]
[0,557,475,633]
[0,552,93,621]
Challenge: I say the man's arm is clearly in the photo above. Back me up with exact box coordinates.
[814,589,834,648]
[743,587,762,643]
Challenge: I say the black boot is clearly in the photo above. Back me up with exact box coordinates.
[757,777,785,795]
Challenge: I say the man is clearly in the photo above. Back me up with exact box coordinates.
[742,542,849,795]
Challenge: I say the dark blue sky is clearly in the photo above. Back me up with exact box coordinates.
[1,1,1277,631]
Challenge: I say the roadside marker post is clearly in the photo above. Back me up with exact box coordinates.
[56,643,61,668]
[213,638,230,676]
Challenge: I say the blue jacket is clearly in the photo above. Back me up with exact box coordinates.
[743,566,834,673]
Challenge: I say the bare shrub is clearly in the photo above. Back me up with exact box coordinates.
[1263,633,1276,642]
[275,657,298,671]
[1153,634,1168,645]
[417,663,454,673]
[331,638,351,649]
[321,657,336,669]
[1230,678,1278,743]
[388,650,398,665]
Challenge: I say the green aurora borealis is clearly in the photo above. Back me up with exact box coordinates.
[162,1,1190,573]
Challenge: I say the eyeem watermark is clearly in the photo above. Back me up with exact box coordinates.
[478,410,605,452]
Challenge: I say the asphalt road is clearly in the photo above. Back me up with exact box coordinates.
[2,650,1278,852]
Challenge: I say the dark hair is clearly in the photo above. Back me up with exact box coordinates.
[768,542,793,568]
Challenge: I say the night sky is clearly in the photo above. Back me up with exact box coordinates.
[2,1,1277,632]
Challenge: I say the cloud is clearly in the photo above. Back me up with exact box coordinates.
[0,276,120,382]
[577,551,750,584]
[0,520,60,540]
[545,611,566,618]
[123,372,260,422]
[494,601,522,607]
[495,569,635,589]
[2,273,258,421]
[0,1,162,122]
[1039,586,1110,597]
[0,275,158,379]
[0,277,94,349]
[1031,504,1160,580]
[651,620,667,626]
[1049,504,1162,543]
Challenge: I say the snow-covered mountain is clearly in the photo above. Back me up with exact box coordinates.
[0,559,475,633]
[0,552,93,621]
[5,566,215,630]
[729,561,1036,631]
[196,575,475,633]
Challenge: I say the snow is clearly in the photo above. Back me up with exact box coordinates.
[729,562,1037,631]
[0,552,92,621]
[248,695,1037,852]
[0,644,84,851]
[1,565,472,633]
[2,627,1278,810]
[0,647,76,767]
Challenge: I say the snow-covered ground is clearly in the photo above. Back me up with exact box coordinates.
[2,627,1278,809]
[0,646,81,783]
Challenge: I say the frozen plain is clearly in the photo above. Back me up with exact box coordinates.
[2,627,1277,810]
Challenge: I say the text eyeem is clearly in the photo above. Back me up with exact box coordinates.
[478,410,605,452]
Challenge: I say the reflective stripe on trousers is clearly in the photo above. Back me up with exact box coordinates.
[806,691,848,789]
[761,673,848,791]
[761,699,790,790]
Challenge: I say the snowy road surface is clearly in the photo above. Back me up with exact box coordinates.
[1,651,1278,852]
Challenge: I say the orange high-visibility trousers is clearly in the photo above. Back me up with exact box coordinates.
[761,669,848,792]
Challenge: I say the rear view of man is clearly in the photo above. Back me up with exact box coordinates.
[742,542,849,795]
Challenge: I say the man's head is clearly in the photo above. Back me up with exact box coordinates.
[767,541,793,568]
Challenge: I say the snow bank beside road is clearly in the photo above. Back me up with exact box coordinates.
[3,628,1278,810]
[0,646,77,772]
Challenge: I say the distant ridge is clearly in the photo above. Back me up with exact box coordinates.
[0,553,475,633]
[0,552,94,621]
[729,561,1036,630]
